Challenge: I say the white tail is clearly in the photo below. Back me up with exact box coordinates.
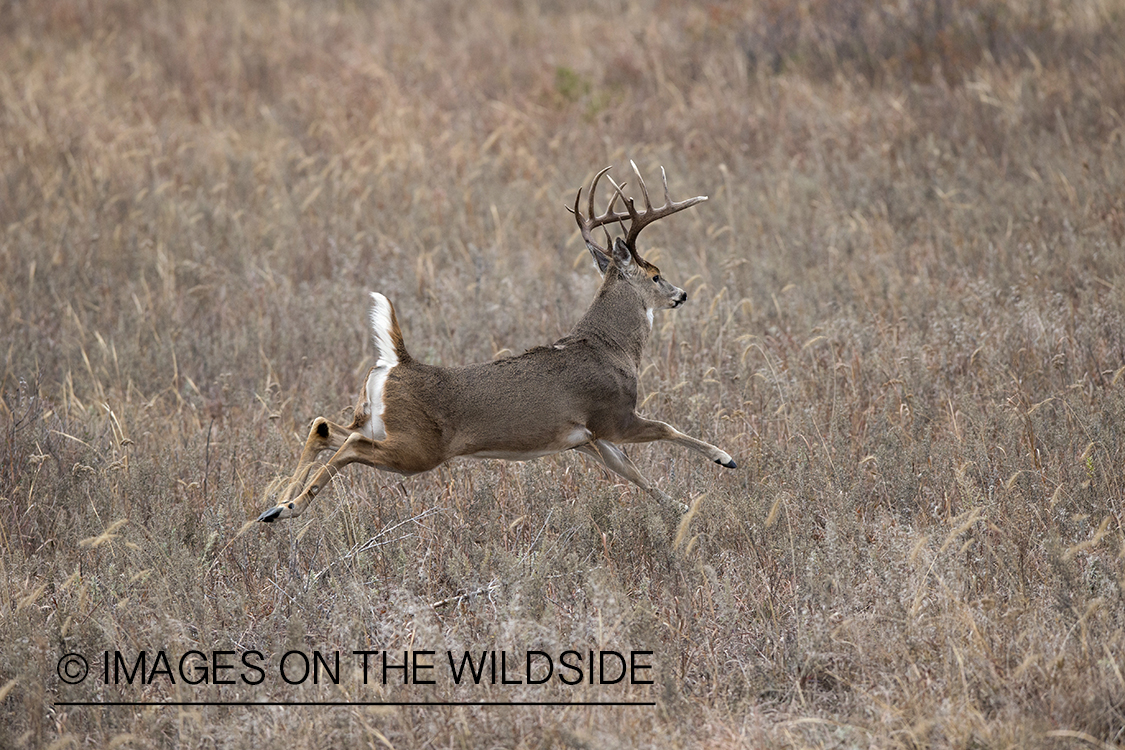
[258,163,735,523]
[363,293,398,442]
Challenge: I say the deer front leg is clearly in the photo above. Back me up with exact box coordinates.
[574,440,683,510]
[618,417,736,469]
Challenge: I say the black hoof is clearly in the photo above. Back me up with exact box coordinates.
[258,506,283,523]
[716,458,737,469]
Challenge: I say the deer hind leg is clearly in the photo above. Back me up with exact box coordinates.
[258,432,436,522]
[277,417,356,502]
[574,440,682,509]
[618,417,736,469]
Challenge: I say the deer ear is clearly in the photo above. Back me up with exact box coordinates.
[611,237,634,269]
[585,242,611,275]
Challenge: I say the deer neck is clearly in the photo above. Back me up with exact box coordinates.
[571,270,651,368]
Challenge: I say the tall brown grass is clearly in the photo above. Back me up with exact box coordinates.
[2,0,1124,747]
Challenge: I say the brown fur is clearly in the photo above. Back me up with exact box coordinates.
[258,175,735,523]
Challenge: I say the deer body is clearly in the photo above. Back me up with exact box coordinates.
[258,164,736,523]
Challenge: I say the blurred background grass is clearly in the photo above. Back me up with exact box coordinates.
[1,0,1124,747]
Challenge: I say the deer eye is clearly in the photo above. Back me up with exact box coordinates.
[652,275,661,283]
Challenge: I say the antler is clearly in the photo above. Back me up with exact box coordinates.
[616,161,707,252]
[569,166,629,257]
[569,162,707,259]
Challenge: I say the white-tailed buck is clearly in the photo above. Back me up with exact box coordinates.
[258,162,735,523]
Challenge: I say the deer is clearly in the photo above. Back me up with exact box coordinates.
[257,162,736,523]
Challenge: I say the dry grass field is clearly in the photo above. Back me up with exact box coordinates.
[2,0,1125,747]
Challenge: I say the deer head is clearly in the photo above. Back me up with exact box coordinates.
[570,162,706,312]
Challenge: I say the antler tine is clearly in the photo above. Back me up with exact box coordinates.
[630,160,652,212]
[587,165,612,226]
[604,171,628,210]
[604,186,624,220]
[660,166,671,206]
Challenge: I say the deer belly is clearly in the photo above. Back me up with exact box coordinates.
[464,425,592,461]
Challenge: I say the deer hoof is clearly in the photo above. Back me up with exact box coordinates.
[258,506,284,523]
[715,457,737,469]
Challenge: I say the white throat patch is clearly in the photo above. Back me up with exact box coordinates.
[646,308,654,329]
